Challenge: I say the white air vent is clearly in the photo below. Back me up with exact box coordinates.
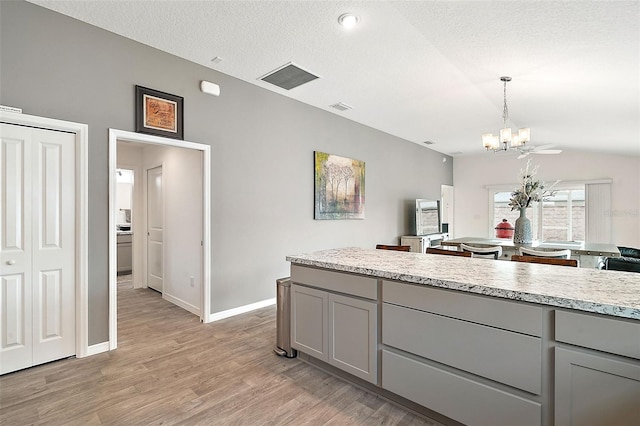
[330,102,353,112]
[259,62,319,90]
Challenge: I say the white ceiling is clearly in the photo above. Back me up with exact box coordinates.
[28,0,640,157]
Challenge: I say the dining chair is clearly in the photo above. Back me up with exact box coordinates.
[376,244,411,252]
[518,247,572,259]
[511,255,578,267]
[426,247,472,257]
[460,243,503,260]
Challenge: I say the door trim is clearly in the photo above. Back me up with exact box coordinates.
[0,111,89,358]
[108,129,211,350]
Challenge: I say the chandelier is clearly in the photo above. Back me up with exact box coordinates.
[483,76,530,152]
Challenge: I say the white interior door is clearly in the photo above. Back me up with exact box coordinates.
[441,184,454,237]
[1,123,76,375]
[146,166,163,292]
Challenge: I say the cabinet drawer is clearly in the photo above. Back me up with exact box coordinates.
[117,233,132,243]
[383,303,542,394]
[382,349,541,426]
[555,310,640,360]
[383,281,542,336]
[291,265,377,300]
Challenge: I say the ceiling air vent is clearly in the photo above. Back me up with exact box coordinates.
[259,62,319,90]
[330,102,353,112]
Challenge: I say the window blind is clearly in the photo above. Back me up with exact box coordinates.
[585,183,612,243]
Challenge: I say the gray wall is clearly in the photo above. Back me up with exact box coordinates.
[1,1,452,345]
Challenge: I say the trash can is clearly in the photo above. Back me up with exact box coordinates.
[274,277,297,358]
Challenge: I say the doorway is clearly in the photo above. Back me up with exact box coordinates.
[108,129,211,350]
[116,168,134,278]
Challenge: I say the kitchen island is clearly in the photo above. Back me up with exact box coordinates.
[286,247,640,426]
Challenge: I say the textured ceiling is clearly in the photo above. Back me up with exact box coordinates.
[28,0,640,156]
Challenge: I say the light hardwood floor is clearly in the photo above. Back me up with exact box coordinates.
[1,276,441,425]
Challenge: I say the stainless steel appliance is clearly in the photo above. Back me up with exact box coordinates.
[274,277,297,358]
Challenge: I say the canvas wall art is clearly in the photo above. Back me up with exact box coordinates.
[314,151,365,220]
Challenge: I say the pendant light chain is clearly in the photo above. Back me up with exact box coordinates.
[502,79,509,128]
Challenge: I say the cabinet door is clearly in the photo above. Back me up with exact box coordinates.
[328,293,378,383]
[555,347,640,426]
[117,242,132,272]
[291,284,328,361]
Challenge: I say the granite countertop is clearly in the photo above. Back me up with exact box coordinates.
[287,247,640,320]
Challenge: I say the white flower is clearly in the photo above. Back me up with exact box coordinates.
[509,159,559,210]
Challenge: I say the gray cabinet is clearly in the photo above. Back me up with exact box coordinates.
[290,266,378,384]
[554,348,640,426]
[117,233,132,273]
[554,310,640,425]
[383,349,541,426]
[381,281,543,425]
[291,284,327,361]
[328,293,377,383]
[288,259,640,425]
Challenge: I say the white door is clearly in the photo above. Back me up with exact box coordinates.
[441,184,454,236]
[1,123,76,375]
[146,166,163,292]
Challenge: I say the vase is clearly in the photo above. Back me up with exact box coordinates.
[513,208,532,244]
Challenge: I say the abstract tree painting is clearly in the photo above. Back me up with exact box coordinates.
[314,151,365,220]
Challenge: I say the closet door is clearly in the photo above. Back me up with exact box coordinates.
[1,124,76,374]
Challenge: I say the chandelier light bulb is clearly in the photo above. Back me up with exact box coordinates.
[482,133,494,149]
[511,133,523,147]
[500,127,512,143]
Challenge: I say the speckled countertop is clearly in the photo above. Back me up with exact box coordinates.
[287,247,640,320]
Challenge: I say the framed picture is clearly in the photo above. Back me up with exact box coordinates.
[135,85,183,139]
[314,151,365,220]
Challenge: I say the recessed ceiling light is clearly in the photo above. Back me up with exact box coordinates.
[338,13,360,28]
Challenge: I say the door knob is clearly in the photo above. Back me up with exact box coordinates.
[6,260,16,265]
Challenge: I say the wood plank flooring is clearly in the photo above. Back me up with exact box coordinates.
[1,276,442,425]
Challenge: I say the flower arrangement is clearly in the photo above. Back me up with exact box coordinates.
[509,159,559,210]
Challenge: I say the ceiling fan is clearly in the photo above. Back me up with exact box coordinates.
[517,144,562,159]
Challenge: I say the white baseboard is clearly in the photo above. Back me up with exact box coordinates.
[163,293,201,316]
[85,341,110,357]
[207,297,276,323]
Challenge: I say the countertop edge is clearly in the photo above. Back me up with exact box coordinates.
[287,256,640,321]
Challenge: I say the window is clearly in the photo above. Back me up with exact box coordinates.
[540,189,585,241]
[490,185,585,242]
